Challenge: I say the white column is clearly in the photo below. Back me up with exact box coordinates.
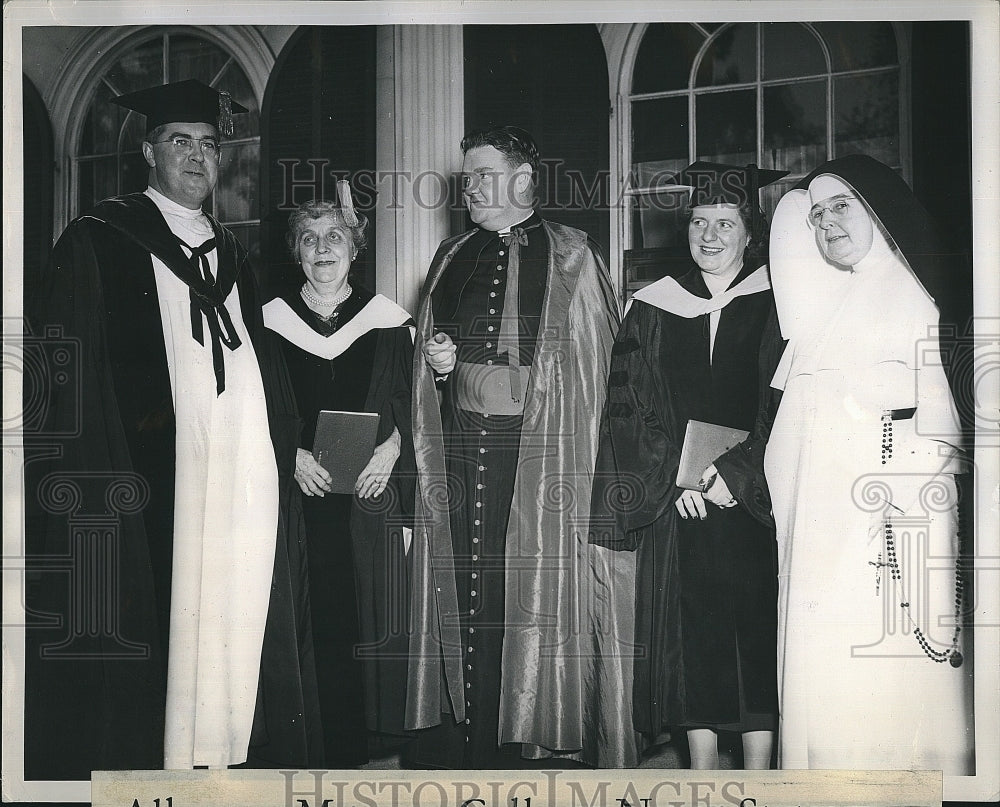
[599,23,641,301]
[375,25,464,315]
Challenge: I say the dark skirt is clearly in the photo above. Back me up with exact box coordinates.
[673,504,778,732]
[351,483,413,736]
[303,491,369,766]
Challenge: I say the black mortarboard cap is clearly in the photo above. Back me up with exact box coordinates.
[674,161,788,208]
[112,79,248,137]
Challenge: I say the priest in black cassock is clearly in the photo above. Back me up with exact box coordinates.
[591,163,787,769]
[22,80,320,779]
[405,126,636,768]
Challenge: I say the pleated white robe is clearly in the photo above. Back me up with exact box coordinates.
[765,202,973,774]
[145,188,279,769]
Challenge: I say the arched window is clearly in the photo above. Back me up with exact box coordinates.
[261,26,378,293]
[464,24,611,255]
[625,21,902,286]
[74,31,261,260]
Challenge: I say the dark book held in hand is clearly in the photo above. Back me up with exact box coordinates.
[676,419,750,490]
[312,410,380,494]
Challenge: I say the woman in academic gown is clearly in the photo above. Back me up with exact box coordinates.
[765,154,972,773]
[592,163,786,768]
[263,185,415,766]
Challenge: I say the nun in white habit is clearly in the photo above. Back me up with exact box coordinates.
[765,154,973,773]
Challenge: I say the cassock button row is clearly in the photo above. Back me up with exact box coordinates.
[470,608,476,615]
[471,590,477,597]
[466,682,471,688]
[467,647,474,653]
[490,309,497,315]
[465,718,471,724]
[475,502,482,508]
[493,279,501,285]
[488,326,495,332]
[473,537,479,544]
[469,627,476,634]
[479,448,486,454]
[486,342,493,348]
[479,465,486,471]
[471,572,478,579]
[496,265,503,271]
[466,665,472,671]
[487,360,494,365]
[474,519,481,525]
[477,483,484,490]
[472,554,479,561]
[499,250,505,256]
[481,429,488,436]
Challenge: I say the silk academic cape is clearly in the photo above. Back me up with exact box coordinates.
[23,193,321,779]
[406,220,639,767]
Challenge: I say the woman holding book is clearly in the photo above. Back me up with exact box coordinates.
[765,155,971,772]
[591,162,786,768]
[263,185,415,766]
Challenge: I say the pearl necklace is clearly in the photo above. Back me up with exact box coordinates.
[301,282,352,311]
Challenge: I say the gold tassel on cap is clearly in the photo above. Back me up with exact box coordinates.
[336,179,360,227]
[217,91,234,138]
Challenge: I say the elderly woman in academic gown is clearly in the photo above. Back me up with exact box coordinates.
[592,162,786,769]
[263,184,415,766]
[765,154,972,773]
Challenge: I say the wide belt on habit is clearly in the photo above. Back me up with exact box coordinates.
[452,360,531,415]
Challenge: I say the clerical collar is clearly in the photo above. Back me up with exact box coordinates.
[144,186,206,221]
[496,211,537,236]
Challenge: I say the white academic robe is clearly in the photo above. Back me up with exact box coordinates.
[144,187,279,769]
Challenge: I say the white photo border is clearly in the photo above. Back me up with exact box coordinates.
[3,1,998,804]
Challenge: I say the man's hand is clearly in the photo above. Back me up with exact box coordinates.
[356,429,401,500]
[675,488,708,520]
[295,448,332,497]
[423,331,457,375]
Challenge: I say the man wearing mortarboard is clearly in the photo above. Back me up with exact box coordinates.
[23,80,321,777]
[590,162,788,767]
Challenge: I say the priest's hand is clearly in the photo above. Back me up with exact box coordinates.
[675,488,708,520]
[295,448,332,497]
[356,428,401,499]
[423,331,457,375]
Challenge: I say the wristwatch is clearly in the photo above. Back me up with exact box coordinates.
[699,470,718,493]
[701,470,738,507]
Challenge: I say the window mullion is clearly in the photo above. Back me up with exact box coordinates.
[163,32,170,84]
[756,23,764,170]
[211,56,235,89]
[827,71,834,161]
